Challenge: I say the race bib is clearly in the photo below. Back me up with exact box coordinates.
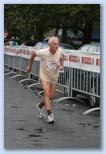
[46,59,59,70]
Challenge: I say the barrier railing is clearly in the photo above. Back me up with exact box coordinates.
[4,46,100,114]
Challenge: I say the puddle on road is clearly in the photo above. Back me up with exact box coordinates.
[58,102,78,114]
[16,128,25,131]
[11,105,20,108]
[92,123,100,129]
[79,122,100,129]
[11,119,26,122]
[34,128,47,134]
[28,134,41,138]
[28,129,48,147]
[18,120,26,122]
[79,122,92,127]
[61,108,74,113]
[28,128,46,138]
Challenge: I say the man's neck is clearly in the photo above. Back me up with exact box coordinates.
[49,48,57,55]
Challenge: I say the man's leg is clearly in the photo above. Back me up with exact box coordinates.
[41,79,51,110]
[41,79,55,123]
[50,82,56,101]
[38,80,56,108]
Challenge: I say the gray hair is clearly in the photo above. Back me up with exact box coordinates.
[48,36,59,45]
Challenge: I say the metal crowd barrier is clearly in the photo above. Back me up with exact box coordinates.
[4,47,39,85]
[72,69,100,98]
[4,46,100,115]
[4,54,18,76]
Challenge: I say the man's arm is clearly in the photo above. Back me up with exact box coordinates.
[26,51,36,72]
[60,54,64,70]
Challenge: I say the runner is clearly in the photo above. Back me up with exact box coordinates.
[26,36,64,124]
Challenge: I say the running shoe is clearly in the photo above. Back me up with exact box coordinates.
[47,113,54,124]
[36,103,45,119]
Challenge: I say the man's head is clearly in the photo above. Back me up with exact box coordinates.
[48,36,59,53]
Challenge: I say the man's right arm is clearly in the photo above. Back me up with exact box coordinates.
[26,51,36,72]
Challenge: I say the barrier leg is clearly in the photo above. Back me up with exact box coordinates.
[83,107,100,115]
[19,73,35,84]
[54,96,78,103]
[10,74,26,79]
[27,82,41,89]
[4,71,17,76]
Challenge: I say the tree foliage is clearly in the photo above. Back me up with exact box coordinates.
[4,4,100,44]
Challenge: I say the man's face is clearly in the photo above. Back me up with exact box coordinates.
[50,40,59,52]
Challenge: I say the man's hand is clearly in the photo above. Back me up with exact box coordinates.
[60,55,64,72]
[60,65,64,71]
[26,51,36,73]
[26,65,32,73]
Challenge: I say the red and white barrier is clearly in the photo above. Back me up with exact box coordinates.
[4,46,100,73]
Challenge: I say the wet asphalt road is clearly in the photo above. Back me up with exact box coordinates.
[4,75,100,149]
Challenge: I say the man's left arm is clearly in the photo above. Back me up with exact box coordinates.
[60,54,64,70]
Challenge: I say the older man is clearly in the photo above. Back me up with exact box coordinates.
[26,36,64,123]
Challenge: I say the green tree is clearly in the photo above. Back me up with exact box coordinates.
[4,4,100,44]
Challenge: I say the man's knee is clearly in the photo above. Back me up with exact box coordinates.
[44,91,54,99]
[44,90,50,98]
[50,93,54,99]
